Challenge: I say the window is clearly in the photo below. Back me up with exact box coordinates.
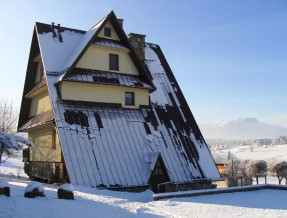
[109,54,119,71]
[104,27,111,37]
[154,160,164,175]
[125,92,134,105]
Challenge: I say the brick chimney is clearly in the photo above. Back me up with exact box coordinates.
[128,33,146,63]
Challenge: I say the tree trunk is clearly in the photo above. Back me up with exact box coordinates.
[256,176,258,185]
[265,175,267,184]
[0,144,3,165]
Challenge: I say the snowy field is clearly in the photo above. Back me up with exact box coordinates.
[1,175,287,218]
[212,144,287,162]
[1,155,287,217]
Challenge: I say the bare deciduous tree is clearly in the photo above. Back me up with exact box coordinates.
[0,98,18,134]
[225,159,252,187]
[225,159,243,186]
[245,160,267,184]
[268,159,287,185]
[0,98,19,164]
[225,159,241,177]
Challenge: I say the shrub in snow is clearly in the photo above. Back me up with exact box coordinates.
[57,184,74,200]
[245,160,267,184]
[0,179,10,197]
[24,181,45,198]
[268,160,287,185]
[0,131,34,164]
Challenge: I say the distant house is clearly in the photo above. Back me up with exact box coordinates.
[215,164,226,176]
[18,11,220,192]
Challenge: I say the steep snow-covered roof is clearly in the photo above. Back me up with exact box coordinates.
[40,42,220,187]
[36,22,97,73]
[22,12,220,188]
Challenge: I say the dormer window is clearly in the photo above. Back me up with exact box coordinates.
[104,27,111,37]
[125,92,134,105]
[109,54,119,71]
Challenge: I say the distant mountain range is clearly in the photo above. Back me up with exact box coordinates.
[199,118,287,140]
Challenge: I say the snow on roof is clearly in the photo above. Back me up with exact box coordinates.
[37,13,112,74]
[143,152,159,181]
[41,42,219,188]
[63,27,98,73]
[35,17,219,188]
[36,23,86,73]
[145,43,220,179]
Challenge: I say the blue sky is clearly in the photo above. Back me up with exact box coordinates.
[0,0,286,127]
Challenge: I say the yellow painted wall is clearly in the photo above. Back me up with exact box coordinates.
[29,89,52,117]
[34,62,43,83]
[76,45,139,76]
[60,81,149,109]
[98,21,120,41]
[28,124,62,162]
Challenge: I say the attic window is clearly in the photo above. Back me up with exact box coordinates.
[154,160,164,175]
[125,92,134,105]
[104,27,111,37]
[109,54,119,71]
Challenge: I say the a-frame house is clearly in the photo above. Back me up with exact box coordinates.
[18,11,220,192]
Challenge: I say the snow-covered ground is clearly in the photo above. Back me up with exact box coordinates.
[0,151,27,179]
[1,175,287,218]
[212,144,287,162]
[1,154,287,217]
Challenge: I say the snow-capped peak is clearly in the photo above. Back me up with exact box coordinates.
[211,120,228,127]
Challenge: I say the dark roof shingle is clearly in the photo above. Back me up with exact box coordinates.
[64,68,152,89]
[19,110,54,131]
